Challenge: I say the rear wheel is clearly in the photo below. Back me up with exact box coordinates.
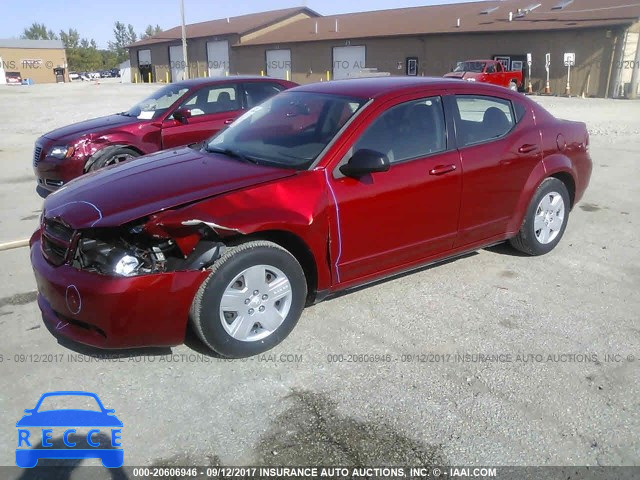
[190,241,307,358]
[510,177,570,255]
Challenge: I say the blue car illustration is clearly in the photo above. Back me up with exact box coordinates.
[16,391,123,468]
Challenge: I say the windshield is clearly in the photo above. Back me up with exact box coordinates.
[454,61,486,73]
[124,84,189,120]
[36,395,102,412]
[205,91,366,170]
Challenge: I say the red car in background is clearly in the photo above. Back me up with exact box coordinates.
[445,60,524,91]
[33,76,297,197]
[30,78,591,358]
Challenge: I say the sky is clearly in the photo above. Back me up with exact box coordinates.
[0,0,471,49]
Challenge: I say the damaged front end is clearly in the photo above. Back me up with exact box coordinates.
[68,217,227,278]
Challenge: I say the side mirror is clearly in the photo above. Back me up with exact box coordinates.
[173,108,192,124]
[340,149,390,177]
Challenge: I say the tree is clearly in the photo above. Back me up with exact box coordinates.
[60,28,80,49]
[21,22,58,40]
[108,21,138,64]
[141,24,163,40]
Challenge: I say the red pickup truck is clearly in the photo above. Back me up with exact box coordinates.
[444,60,523,91]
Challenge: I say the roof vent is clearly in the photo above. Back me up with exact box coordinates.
[226,17,230,23]
[480,6,499,14]
[551,0,573,10]
[335,19,339,32]
[456,18,461,27]
[509,11,513,21]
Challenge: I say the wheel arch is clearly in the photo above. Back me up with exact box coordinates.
[224,229,319,304]
[507,156,576,235]
[83,144,144,172]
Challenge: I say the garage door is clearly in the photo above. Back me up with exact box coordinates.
[333,46,366,80]
[207,40,229,77]
[169,45,185,82]
[138,49,151,66]
[266,49,291,80]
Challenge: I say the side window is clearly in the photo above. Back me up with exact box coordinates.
[454,95,515,146]
[495,62,504,73]
[179,85,239,116]
[486,63,496,73]
[244,82,285,108]
[354,97,446,164]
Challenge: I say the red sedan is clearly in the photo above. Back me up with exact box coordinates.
[32,76,297,197]
[30,77,592,358]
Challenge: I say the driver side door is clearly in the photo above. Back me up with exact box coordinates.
[327,93,462,286]
[161,84,244,149]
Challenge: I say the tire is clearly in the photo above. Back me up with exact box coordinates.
[190,240,307,358]
[509,81,518,91]
[510,177,570,256]
[86,146,140,172]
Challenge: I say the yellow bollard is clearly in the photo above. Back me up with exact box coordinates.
[148,72,152,83]
[134,72,138,83]
[260,70,264,77]
[225,71,229,77]
[286,70,290,81]
[166,71,169,83]
[326,70,330,81]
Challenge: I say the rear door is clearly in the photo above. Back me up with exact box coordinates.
[449,92,541,246]
[161,84,244,148]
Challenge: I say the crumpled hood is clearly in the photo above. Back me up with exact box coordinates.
[43,147,297,229]
[42,114,141,141]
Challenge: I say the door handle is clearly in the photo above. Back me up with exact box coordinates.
[224,118,234,125]
[518,144,538,154]
[429,164,457,175]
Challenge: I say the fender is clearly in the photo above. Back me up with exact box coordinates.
[505,154,576,234]
[146,171,334,292]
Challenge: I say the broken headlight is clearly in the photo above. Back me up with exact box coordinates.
[74,236,170,277]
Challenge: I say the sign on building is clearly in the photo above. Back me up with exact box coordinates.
[564,53,576,66]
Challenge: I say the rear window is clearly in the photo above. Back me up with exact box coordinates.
[454,95,515,146]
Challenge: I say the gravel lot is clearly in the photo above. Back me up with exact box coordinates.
[0,79,638,475]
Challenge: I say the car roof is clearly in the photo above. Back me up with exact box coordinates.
[174,75,290,88]
[291,76,509,100]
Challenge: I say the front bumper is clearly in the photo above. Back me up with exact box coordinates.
[30,232,208,349]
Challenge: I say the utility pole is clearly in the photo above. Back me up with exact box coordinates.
[181,0,189,80]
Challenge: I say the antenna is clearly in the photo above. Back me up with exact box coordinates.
[509,11,513,21]
[335,19,338,32]
[315,20,318,34]
[456,18,461,28]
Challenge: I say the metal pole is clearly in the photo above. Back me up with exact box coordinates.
[181,0,189,80]
[605,34,619,98]
[565,64,571,95]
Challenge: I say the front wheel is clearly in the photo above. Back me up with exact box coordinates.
[190,241,307,358]
[87,146,140,172]
[509,178,570,256]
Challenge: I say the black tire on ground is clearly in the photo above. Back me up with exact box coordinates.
[509,177,571,256]
[190,240,307,358]
[86,146,140,172]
